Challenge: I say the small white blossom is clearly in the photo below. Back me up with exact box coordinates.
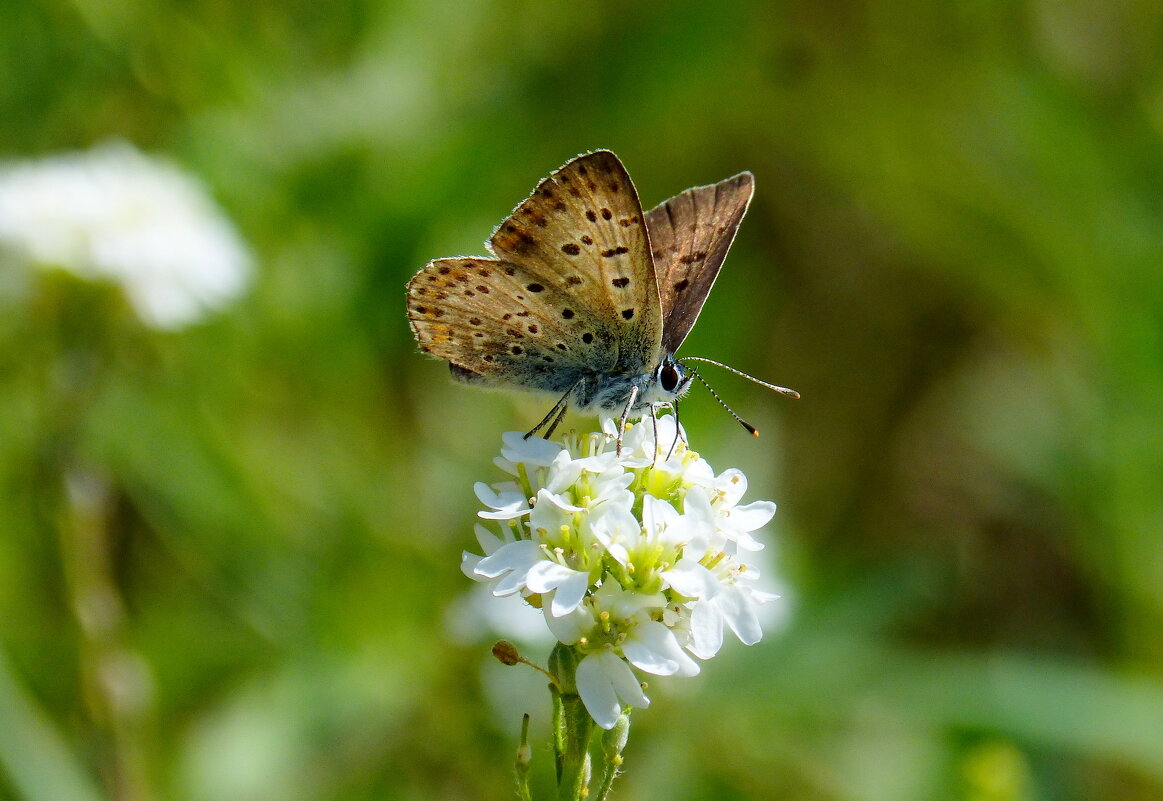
[0,141,252,329]
[465,417,785,729]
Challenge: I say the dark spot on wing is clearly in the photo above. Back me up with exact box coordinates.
[515,311,530,317]
[566,276,583,286]
[438,265,451,275]
[469,317,482,325]
[476,285,490,294]
[413,306,427,314]
[521,207,549,227]
[528,324,539,334]
[586,210,597,223]
[611,277,630,288]
[478,268,491,277]
[679,251,708,265]
[484,355,495,362]
[601,246,630,258]
[507,329,525,338]
[504,266,516,276]
[561,308,575,319]
[561,243,581,255]
[674,279,690,292]
[556,343,568,350]
[582,332,594,344]
[502,313,512,321]
[600,208,612,220]
[511,346,523,355]
[527,283,544,292]
[581,235,593,245]
[464,289,475,296]
[622,308,635,320]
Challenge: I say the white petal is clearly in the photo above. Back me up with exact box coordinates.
[544,451,584,494]
[575,653,620,730]
[714,468,748,505]
[544,601,591,644]
[589,505,640,565]
[576,650,650,730]
[719,587,764,646]
[728,529,766,552]
[475,482,530,520]
[500,431,563,466]
[623,620,700,677]
[687,601,725,660]
[473,523,504,552]
[474,541,541,579]
[601,650,650,708]
[730,500,776,528]
[537,488,585,514]
[550,570,590,616]
[663,561,720,599]
[525,561,578,592]
[460,552,484,579]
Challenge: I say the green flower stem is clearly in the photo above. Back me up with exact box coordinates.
[594,711,630,801]
[515,713,532,801]
[549,645,595,801]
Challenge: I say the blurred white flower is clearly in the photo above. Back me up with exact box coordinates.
[464,416,784,729]
[0,141,252,329]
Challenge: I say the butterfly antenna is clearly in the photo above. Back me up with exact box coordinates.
[681,357,801,399]
[686,367,760,437]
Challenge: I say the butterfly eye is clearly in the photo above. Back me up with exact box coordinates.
[660,363,681,393]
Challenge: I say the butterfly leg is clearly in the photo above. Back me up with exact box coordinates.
[525,381,578,441]
[615,385,639,456]
[542,402,569,440]
[665,400,683,460]
[649,404,661,465]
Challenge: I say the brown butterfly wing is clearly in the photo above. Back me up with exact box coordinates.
[644,171,754,353]
[487,150,663,374]
[407,256,621,395]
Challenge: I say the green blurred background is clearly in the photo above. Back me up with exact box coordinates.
[3,0,1163,799]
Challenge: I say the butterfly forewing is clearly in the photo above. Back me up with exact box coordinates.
[645,171,754,353]
[487,150,663,374]
[407,256,621,394]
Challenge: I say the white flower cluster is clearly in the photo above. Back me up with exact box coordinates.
[463,416,779,729]
[0,141,252,329]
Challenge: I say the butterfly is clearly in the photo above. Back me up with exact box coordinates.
[406,150,797,446]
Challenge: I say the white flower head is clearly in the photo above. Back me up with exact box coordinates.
[0,141,252,329]
[465,416,785,728]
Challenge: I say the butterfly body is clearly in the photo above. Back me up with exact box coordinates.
[449,354,692,414]
[408,150,754,434]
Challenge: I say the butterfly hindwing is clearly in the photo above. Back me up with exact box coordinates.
[644,171,754,353]
[487,150,663,375]
[407,256,621,396]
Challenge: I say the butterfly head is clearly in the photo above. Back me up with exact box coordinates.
[646,354,693,404]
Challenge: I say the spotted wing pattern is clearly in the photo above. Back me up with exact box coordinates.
[407,256,620,395]
[487,150,662,375]
[644,171,754,353]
